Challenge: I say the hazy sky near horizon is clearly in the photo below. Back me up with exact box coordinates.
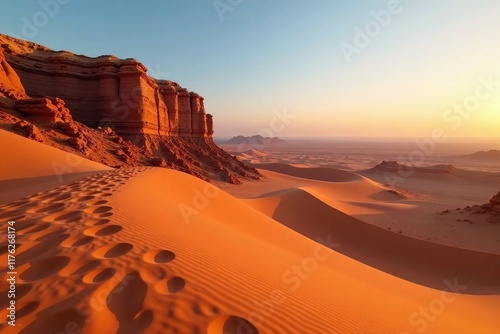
[1,0,499,139]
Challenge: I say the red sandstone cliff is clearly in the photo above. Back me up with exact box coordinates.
[0,33,260,183]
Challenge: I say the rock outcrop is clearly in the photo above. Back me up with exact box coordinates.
[1,37,212,138]
[0,33,260,183]
[370,161,457,175]
[488,192,500,213]
[16,97,72,123]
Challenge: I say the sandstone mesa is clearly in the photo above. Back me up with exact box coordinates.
[0,33,260,183]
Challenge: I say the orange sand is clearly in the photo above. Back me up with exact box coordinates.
[1,131,499,333]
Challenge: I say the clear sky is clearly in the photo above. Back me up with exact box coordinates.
[1,0,499,139]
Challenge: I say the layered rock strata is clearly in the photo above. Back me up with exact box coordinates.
[0,34,260,183]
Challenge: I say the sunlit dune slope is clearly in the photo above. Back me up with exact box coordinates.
[0,129,111,203]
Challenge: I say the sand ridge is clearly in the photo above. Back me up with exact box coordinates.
[0,158,499,332]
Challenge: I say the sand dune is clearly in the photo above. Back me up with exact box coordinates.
[1,136,500,333]
[0,130,111,204]
[219,164,500,254]
[240,149,268,158]
[360,160,500,206]
[0,130,110,181]
[252,163,363,182]
[244,188,500,293]
[1,168,499,333]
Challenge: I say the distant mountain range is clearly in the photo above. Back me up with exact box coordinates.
[453,149,500,162]
[225,135,287,146]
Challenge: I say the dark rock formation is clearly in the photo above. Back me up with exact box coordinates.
[370,161,457,175]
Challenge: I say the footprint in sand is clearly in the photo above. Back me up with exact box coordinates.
[51,193,72,202]
[143,250,176,264]
[34,229,68,242]
[0,242,20,257]
[61,235,94,248]
[0,284,32,308]
[93,243,133,258]
[34,202,65,213]
[82,268,116,284]
[106,271,154,333]
[193,302,220,317]
[167,277,185,293]
[31,192,58,201]
[84,218,111,227]
[52,211,83,223]
[71,260,101,276]
[87,200,108,206]
[16,301,40,319]
[208,316,259,334]
[139,266,168,283]
[76,195,95,202]
[20,256,70,282]
[17,234,69,265]
[91,206,113,214]
[3,199,29,208]
[20,308,86,334]
[154,276,186,295]
[84,224,123,237]
[23,222,51,234]
[15,219,37,232]
[0,209,24,219]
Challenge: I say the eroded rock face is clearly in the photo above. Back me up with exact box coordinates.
[0,33,261,183]
[0,45,27,100]
[0,34,212,139]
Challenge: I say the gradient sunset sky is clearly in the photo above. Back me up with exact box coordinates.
[1,0,499,139]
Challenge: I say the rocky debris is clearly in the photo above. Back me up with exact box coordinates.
[221,171,242,184]
[152,157,167,167]
[16,97,72,123]
[436,192,500,225]
[57,121,80,136]
[98,126,126,145]
[67,137,86,151]
[13,120,29,130]
[372,161,401,172]
[101,126,115,136]
[14,120,44,143]
[115,149,126,157]
[112,143,139,165]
